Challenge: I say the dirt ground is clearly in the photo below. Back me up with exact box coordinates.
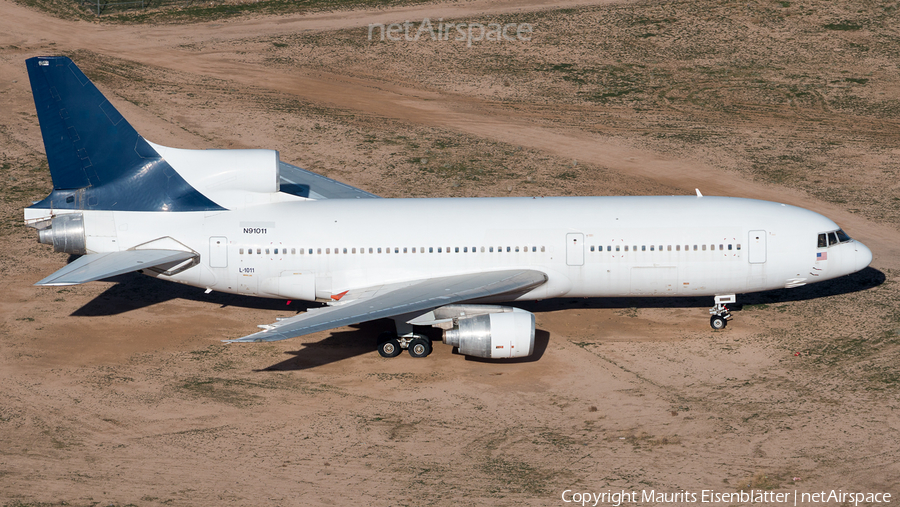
[0,0,899,505]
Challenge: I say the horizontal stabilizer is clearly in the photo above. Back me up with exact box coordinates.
[278,161,380,200]
[35,250,196,286]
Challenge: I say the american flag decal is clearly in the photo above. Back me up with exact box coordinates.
[817,252,827,261]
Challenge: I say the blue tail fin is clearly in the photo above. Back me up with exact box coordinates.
[26,56,223,212]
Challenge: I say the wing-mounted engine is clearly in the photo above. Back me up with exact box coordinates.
[410,305,536,359]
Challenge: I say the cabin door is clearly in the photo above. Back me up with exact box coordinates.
[748,230,767,264]
[566,233,584,266]
[209,236,228,268]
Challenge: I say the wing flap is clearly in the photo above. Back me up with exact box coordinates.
[35,250,197,286]
[225,269,547,343]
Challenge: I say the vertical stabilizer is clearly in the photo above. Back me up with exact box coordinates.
[26,56,223,212]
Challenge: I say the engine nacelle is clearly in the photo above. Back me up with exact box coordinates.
[37,213,86,255]
[443,311,535,359]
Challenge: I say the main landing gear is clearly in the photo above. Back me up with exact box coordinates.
[377,331,432,358]
[709,294,735,330]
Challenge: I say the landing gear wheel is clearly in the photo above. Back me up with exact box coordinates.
[408,337,432,358]
[378,338,402,358]
[710,315,727,330]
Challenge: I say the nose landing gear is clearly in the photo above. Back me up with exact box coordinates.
[709,294,735,330]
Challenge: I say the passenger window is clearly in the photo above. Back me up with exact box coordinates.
[291,248,296,254]
[728,244,732,250]
[719,244,723,250]
[658,245,663,251]
[702,245,706,251]
[507,247,511,252]
[352,248,356,254]
[265,249,270,254]
[642,245,646,251]
[515,246,520,252]
[438,247,442,253]
[342,248,346,254]
[693,245,698,251]
[607,246,611,252]
[239,248,244,254]
[257,248,262,254]
[275,248,280,254]
[736,244,741,250]
[481,247,486,253]
[386,248,390,254]
[403,247,408,253]
[378,248,382,253]
[455,247,460,253]
[676,245,680,251]
[368,248,373,254]
[624,246,629,252]
[463,247,467,253]
[591,246,595,252]
[667,245,672,251]
[616,246,620,251]
[541,246,546,252]
[827,232,838,246]
[650,245,654,251]
[632,245,637,251]
[430,247,434,253]
[395,247,400,253]
[533,247,537,252]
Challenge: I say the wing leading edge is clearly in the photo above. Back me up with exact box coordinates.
[34,250,197,286]
[225,269,548,343]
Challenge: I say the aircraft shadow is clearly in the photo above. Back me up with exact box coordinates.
[513,266,885,313]
[64,263,882,371]
[258,326,550,371]
[69,271,315,316]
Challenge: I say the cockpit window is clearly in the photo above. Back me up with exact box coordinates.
[819,229,852,248]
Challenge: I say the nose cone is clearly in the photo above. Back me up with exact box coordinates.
[854,241,873,273]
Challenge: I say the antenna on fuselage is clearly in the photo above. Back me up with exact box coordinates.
[695,188,703,197]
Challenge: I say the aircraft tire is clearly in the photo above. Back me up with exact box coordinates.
[710,315,727,330]
[408,338,432,358]
[378,338,402,358]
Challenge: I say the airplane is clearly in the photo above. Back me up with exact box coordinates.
[23,56,873,360]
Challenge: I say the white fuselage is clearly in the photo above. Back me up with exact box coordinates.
[71,195,871,302]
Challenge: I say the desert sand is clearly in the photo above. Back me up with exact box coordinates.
[0,0,898,505]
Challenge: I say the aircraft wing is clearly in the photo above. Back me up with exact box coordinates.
[225,269,547,343]
[34,250,196,286]
[279,161,380,200]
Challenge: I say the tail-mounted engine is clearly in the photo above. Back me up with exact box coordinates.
[36,213,86,255]
[443,309,535,359]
